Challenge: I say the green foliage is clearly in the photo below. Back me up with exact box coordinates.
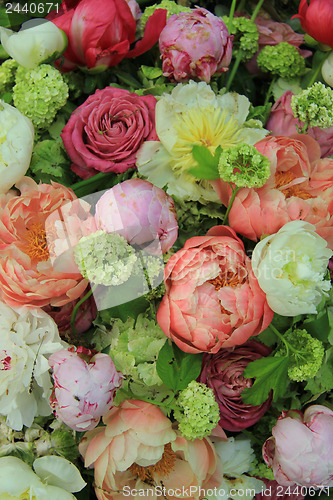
[224,15,259,62]
[28,139,75,186]
[189,144,222,180]
[305,347,333,395]
[257,42,307,80]
[97,296,149,324]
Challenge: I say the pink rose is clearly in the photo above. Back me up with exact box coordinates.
[48,0,166,71]
[266,91,333,158]
[159,7,233,83]
[62,87,158,179]
[157,225,273,353]
[95,179,178,254]
[49,346,122,432]
[263,405,333,487]
[199,340,272,431]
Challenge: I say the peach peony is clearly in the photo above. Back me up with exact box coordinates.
[156,226,273,353]
[0,177,90,308]
[79,399,222,500]
[226,135,333,248]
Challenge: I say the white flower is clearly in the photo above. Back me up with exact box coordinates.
[136,81,267,203]
[0,19,67,69]
[0,455,85,499]
[251,221,332,316]
[322,51,333,88]
[0,100,34,194]
[0,302,66,430]
[208,437,264,500]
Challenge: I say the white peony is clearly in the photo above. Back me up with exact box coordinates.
[136,80,267,203]
[0,19,67,69]
[251,220,332,316]
[0,302,66,430]
[0,455,85,499]
[0,100,34,194]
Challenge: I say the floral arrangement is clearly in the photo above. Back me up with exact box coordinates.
[0,0,333,499]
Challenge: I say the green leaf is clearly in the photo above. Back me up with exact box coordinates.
[156,341,203,391]
[305,347,333,394]
[188,145,221,180]
[140,65,163,79]
[241,355,290,405]
[98,296,149,324]
[0,7,27,28]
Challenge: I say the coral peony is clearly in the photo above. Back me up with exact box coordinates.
[159,7,233,83]
[293,0,333,49]
[49,346,122,432]
[79,399,223,500]
[48,0,166,71]
[263,405,333,486]
[200,340,272,431]
[0,177,90,308]
[157,225,273,354]
[95,179,178,254]
[266,91,333,157]
[62,87,158,179]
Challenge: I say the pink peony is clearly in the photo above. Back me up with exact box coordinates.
[79,399,223,500]
[266,91,333,158]
[159,7,233,83]
[199,340,272,431]
[48,0,166,71]
[156,225,273,353]
[0,177,89,308]
[226,135,333,248]
[263,405,333,487]
[49,346,122,432]
[61,87,158,179]
[95,179,178,254]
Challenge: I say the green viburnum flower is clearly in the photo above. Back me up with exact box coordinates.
[275,329,325,382]
[74,231,137,286]
[218,143,271,188]
[0,59,18,93]
[223,16,259,62]
[140,0,191,31]
[257,42,306,80]
[291,82,333,129]
[174,381,220,441]
[13,64,68,129]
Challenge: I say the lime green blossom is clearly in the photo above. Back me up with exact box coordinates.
[276,329,325,382]
[140,0,191,31]
[174,381,220,440]
[218,143,271,188]
[291,82,333,128]
[249,459,275,481]
[74,231,137,286]
[0,59,18,93]
[13,64,68,129]
[257,42,306,80]
[223,16,259,62]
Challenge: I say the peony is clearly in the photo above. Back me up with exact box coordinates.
[62,87,158,179]
[293,0,333,50]
[0,100,34,195]
[266,91,333,157]
[48,0,166,71]
[200,340,272,431]
[157,225,273,354]
[0,301,65,430]
[49,346,122,432]
[251,221,332,316]
[159,7,233,83]
[0,177,90,308]
[0,18,66,69]
[0,455,85,499]
[95,179,178,254]
[137,80,267,203]
[263,405,333,486]
[79,399,223,500]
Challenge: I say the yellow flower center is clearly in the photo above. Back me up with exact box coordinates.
[128,443,176,484]
[21,221,57,263]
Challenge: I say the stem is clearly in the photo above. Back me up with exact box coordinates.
[120,389,179,411]
[71,172,112,197]
[251,0,265,21]
[264,78,276,107]
[225,51,243,91]
[222,185,240,224]
[70,285,96,337]
[228,0,237,31]
[269,324,299,356]
[236,0,246,13]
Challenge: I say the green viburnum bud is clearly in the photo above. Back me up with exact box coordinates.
[218,143,271,188]
[275,329,325,382]
[257,42,306,80]
[174,380,220,441]
[223,16,259,62]
[290,82,333,128]
[140,0,191,31]
[74,231,137,286]
[13,64,68,129]
[0,59,18,93]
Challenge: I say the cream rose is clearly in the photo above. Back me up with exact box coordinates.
[251,220,332,316]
